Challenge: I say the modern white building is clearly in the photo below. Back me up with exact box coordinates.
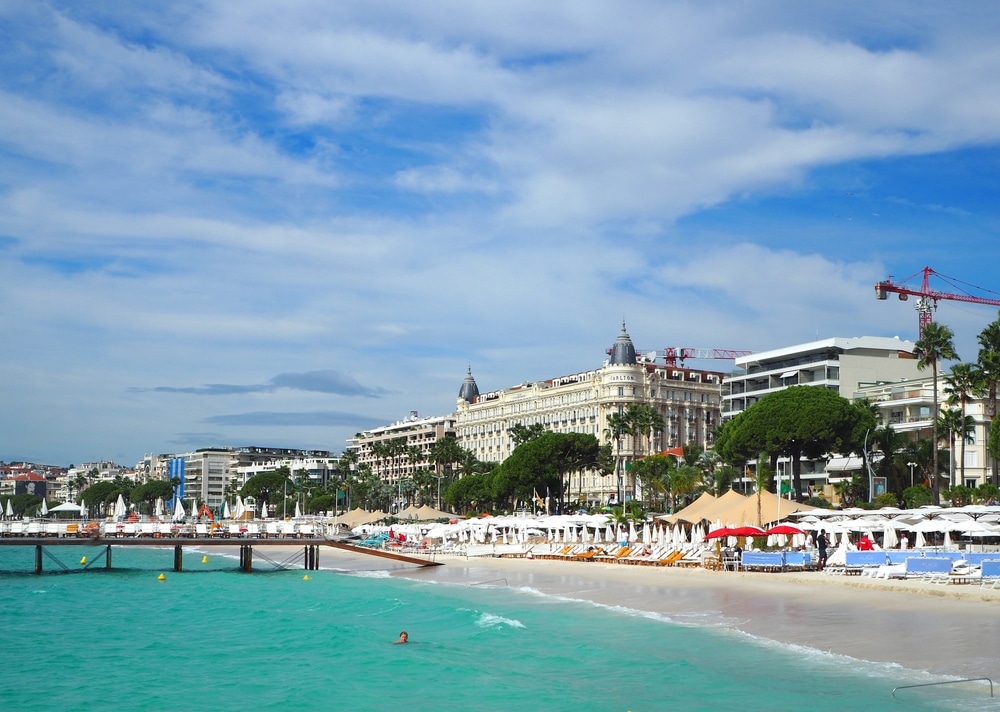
[854,376,990,489]
[721,336,923,495]
[454,323,726,505]
[347,411,458,489]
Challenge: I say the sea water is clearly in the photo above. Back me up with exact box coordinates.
[0,545,990,712]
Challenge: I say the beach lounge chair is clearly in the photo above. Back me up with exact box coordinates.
[228,523,243,538]
[10,522,24,536]
[844,551,888,575]
[246,523,260,537]
[26,522,41,536]
[903,557,953,579]
[299,524,315,538]
[195,523,209,537]
[281,521,298,538]
[64,523,79,537]
[265,522,280,538]
[979,559,1000,589]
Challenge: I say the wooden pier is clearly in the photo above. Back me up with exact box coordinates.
[0,536,443,574]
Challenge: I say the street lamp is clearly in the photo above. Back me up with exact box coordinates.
[907,462,917,488]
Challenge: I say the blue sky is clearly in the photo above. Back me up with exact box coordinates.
[4,1,1000,467]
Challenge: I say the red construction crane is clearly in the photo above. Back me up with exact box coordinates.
[606,347,752,366]
[875,266,1000,336]
[657,347,753,366]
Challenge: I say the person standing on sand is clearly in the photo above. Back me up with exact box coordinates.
[816,529,828,571]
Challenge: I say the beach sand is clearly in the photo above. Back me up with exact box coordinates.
[254,544,1000,679]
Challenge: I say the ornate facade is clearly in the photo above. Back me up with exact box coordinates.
[455,323,725,505]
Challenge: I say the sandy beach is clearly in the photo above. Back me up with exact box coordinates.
[249,543,1000,680]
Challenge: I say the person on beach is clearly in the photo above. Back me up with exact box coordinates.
[900,533,909,550]
[394,631,409,644]
[857,534,874,551]
[816,530,828,571]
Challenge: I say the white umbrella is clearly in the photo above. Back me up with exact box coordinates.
[41,499,48,516]
[294,501,302,519]
[605,525,614,542]
[882,523,898,549]
[4,499,11,518]
[629,521,637,543]
[114,494,127,520]
[260,501,268,519]
[223,500,231,519]
[154,498,164,518]
[915,530,926,548]
[172,498,186,522]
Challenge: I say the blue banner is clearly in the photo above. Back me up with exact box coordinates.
[169,458,185,506]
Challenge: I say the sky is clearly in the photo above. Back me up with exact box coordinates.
[4,1,1000,467]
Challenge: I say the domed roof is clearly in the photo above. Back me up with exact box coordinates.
[609,321,637,365]
[458,366,480,403]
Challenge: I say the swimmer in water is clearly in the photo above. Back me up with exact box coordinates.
[394,631,408,644]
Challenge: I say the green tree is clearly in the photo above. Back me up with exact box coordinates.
[914,321,959,503]
[605,410,635,502]
[668,464,700,514]
[494,432,601,512]
[902,484,934,508]
[714,386,863,500]
[977,312,1000,483]
[507,422,547,446]
[937,408,974,489]
[131,480,176,513]
[625,403,665,457]
[944,362,985,487]
[632,455,674,510]
[240,467,292,505]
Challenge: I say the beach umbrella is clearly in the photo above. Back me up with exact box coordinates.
[223,500,231,519]
[4,499,11,518]
[605,525,614,542]
[294,501,302,519]
[944,530,953,549]
[915,530,926,548]
[629,521,637,542]
[41,499,48,516]
[764,524,805,536]
[154,498,164,518]
[80,500,87,519]
[114,494,127,520]
[882,524,898,549]
[260,501,268,519]
[704,527,734,540]
[172,498,186,522]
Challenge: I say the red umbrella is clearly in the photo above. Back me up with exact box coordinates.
[729,525,766,537]
[704,527,734,540]
[764,524,805,536]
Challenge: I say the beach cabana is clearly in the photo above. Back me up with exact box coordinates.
[659,491,717,525]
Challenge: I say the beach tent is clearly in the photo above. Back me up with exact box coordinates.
[682,489,749,526]
[414,504,454,520]
[711,489,816,528]
[658,491,718,525]
[49,502,84,514]
[397,505,423,520]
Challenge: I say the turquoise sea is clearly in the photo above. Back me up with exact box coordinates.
[0,545,991,711]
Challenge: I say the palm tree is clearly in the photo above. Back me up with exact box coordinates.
[937,408,960,488]
[605,411,634,503]
[944,362,986,487]
[914,321,959,503]
[977,313,1000,483]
